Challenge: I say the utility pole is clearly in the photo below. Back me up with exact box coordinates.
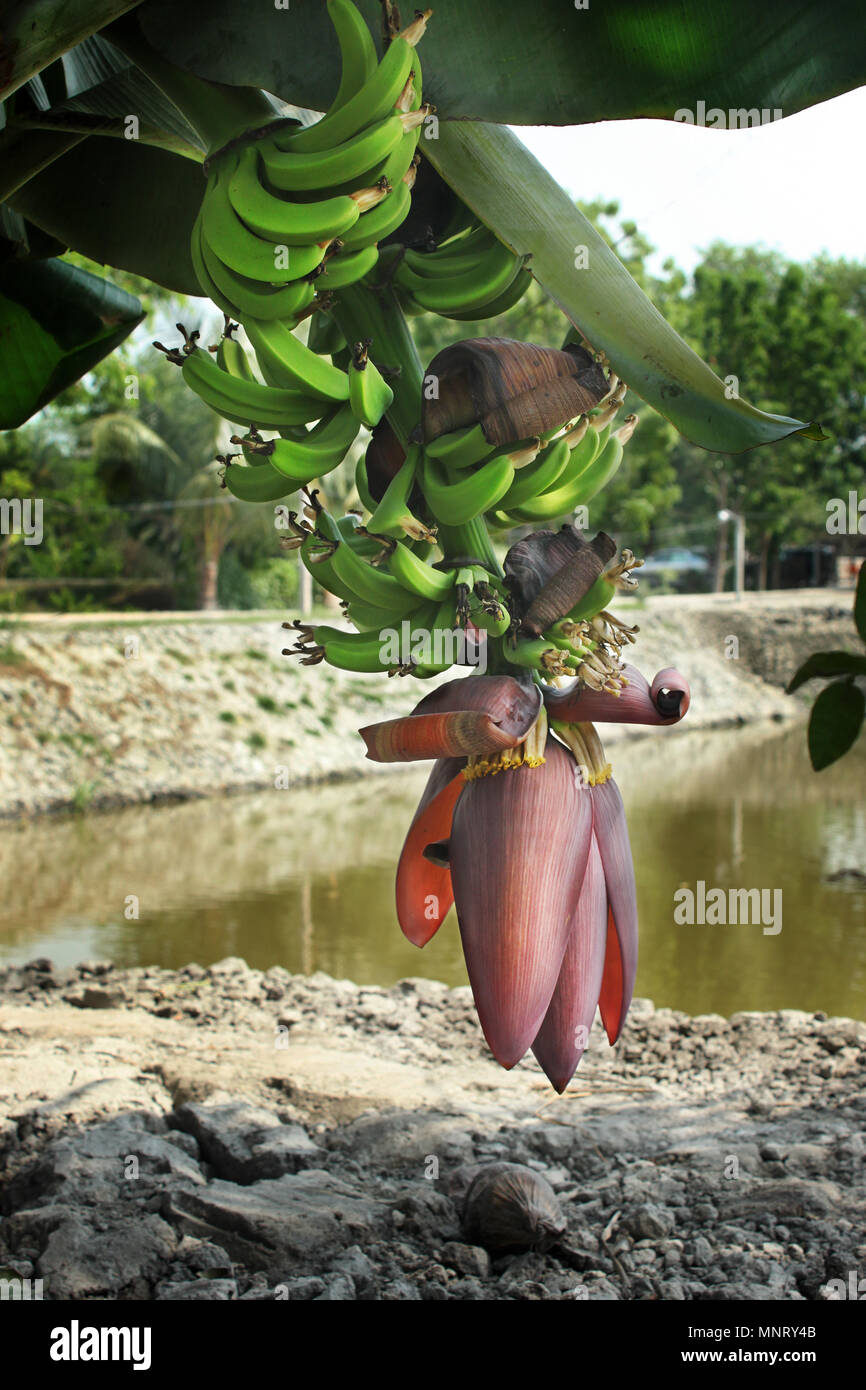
[718,509,746,598]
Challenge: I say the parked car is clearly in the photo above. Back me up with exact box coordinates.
[640,548,710,574]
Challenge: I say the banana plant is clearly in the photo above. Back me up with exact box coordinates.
[787,566,866,770]
[2,0,864,1088]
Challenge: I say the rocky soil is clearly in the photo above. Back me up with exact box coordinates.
[0,591,855,820]
[1,955,864,1302]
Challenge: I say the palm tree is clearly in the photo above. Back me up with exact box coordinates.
[91,360,271,609]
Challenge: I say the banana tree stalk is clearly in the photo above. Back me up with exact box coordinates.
[425,122,825,455]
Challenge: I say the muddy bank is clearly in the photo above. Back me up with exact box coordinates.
[1,956,864,1301]
[0,591,854,820]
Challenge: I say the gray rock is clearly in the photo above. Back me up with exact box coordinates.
[329,1245,377,1296]
[173,1101,320,1182]
[68,986,126,1010]
[273,1276,326,1301]
[37,1214,177,1298]
[441,1241,491,1280]
[691,1235,713,1266]
[315,1273,356,1300]
[167,1170,387,1270]
[160,1278,237,1300]
[333,1110,473,1170]
[625,1203,675,1240]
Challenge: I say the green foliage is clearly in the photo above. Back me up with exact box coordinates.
[788,569,866,770]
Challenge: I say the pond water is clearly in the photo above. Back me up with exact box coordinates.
[1,721,864,1020]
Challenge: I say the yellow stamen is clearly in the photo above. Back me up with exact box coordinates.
[463,706,548,781]
[550,718,613,786]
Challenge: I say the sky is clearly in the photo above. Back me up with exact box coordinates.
[516,87,866,277]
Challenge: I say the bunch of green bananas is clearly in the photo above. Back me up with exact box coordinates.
[159,1,435,500]
[411,378,635,529]
[194,0,430,327]
[284,499,511,677]
[392,214,533,320]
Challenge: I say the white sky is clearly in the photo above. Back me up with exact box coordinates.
[515,87,866,276]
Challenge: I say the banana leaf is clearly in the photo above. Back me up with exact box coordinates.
[9,136,204,293]
[135,0,866,126]
[0,1,142,102]
[425,123,823,454]
[0,258,143,427]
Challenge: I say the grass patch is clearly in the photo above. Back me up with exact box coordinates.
[219,711,237,724]
[247,731,266,750]
[0,642,25,666]
[256,694,278,713]
[165,647,193,665]
[223,680,236,693]
[244,648,266,661]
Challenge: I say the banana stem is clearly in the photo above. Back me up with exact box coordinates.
[329,281,424,447]
[105,15,275,152]
[436,519,501,577]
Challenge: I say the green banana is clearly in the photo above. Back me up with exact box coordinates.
[386,540,455,601]
[403,240,502,280]
[338,177,412,251]
[504,636,577,677]
[570,428,628,505]
[180,347,324,429]
[410,588,460,678]
[199,233,316,323]
[313,508,420,613]
[347,341,394,427]
[240,404,358,484]
[284,12,428,155]
[420,450,515,525]
[222,457,295,503]
[244,318,349,403]
[227,146,385,246]
[203,155,354,264]
[466,571,512,636]
[355,451,378,513]
[424,423,494,471]
[216,333,258,383]
[328,0,378,111]
[396,240,524,316]
[567,575,617,623]
[303,624,406,673]
[364,444,432,540]
[261,113,412,193]
[444,265,533,322]
[497,435,572,510]
[409,222,496,263]
[314,243,379,290]
[345,596,426,631]
[501,423,613,522]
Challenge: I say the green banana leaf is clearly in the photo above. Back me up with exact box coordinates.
[10,34,205,157]
[9,136,204,293]
[0,258,143,428]
[136,0,866,126]
[0,1,142,102]
[425,123,823,454]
